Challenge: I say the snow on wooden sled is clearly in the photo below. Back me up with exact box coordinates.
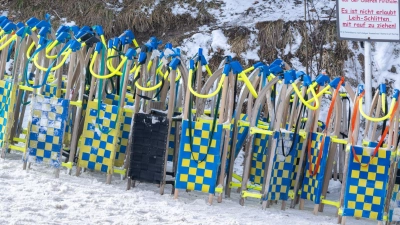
[24,95,69,169]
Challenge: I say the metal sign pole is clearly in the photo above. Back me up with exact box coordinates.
[364,40,372,114]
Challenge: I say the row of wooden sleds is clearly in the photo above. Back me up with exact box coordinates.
[0,15,399,225]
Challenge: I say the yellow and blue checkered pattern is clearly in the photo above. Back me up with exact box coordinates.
[175,120,223,194]
[77,101,120,173]
[342,145,391,221]
[0,80,12,148]
[26,95,69,168]
[168,121,176,161]
[267,131,301,201]
[249,133,269,185]
[300,132,330,204]
[104,93,134,167]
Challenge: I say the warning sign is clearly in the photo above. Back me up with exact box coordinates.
[337,0,400,41]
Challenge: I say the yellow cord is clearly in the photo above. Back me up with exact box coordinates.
[359,95,395,122]
[292,83,320,110]
[188,69,225,99]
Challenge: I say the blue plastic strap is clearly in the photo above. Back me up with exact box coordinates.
[71,26,80,36]
[269,65,283,75]
[69,40,81,52]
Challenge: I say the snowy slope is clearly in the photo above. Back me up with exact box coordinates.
[0,153,375,225]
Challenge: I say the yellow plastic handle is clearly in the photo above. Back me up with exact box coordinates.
[359,96,395,122]
[238,72,258,98]
[292,83,320,110]
[382,93,386,113]
[188,69,225,99]
[134,65,164,92]
[305,84,331,104]
[106,48,136,75]
[33,48,72,72]
[90,51,128,79]
[0,34,16,51]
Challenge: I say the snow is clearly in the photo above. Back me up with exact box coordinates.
[0,154,376,225]
[171,3,198,18]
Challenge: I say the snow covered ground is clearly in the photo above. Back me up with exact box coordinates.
[0,151,376,225]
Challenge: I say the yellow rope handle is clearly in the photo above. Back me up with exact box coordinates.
[359,95,395,122]
[292,82,320,110]
[89,51,128,79]
[188,68,225,99]
[33,48,72,72]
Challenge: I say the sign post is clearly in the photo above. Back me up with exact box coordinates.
[337,0,400,113]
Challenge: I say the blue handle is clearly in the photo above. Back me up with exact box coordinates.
[125,48,135,60]
[93,25,104,36]
[69,40,81,52]
[170,58,181,70]
[71,25,80,35]
[138,52,147,65]
[295,71,306,79]
[56,32,70,43]
[270,59,284,68]
[107,39,113,49]
[95,42,102,52]
[253,62,264,69]
[230,61,243,74]
[0,19,9,28]
[35,20,51,29]
[16,26,31,37]
[0,16,8,24]
[223,63,231,76]
[303,75,312,87]
[190,59,195,70]
[315,74,330,86]
[16,22,24,29]
[379,84,386,95]
[283,70,296,84]
[3,22,16,33]
[269,65,283,75]
[393,89,399,100]
[113,37,120,48]
[329,77,344,89]
[357,84,364,95]
[56,25,70,36]
[165,43,172,49]
[38,26,49,37]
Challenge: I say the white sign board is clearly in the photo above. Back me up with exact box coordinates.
[337,0,400,41]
